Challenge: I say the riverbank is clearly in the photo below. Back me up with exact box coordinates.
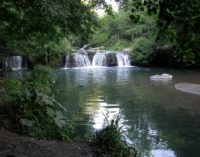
[0,129,92,157]
[0,68,93,157]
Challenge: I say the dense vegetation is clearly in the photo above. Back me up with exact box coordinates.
[0,65,74,139]
[0,0,199,67]
[91,0,200,67]
[0,0,98,66]
[91,10,157,66]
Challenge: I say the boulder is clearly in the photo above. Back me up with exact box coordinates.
[106,52,118,66]
[175,83,200,95]
[150,73,173,80]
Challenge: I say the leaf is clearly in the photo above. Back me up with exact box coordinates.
[54,111,66,128]
[46,107,55,117]
[36,92,54,106]
[20,118,34,127]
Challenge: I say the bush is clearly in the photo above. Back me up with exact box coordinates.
[1,65,74,140]
[131,36,156,66]
[108,40,130,51]
[3,77,23,103]
[90,118,139,157]
[27,65,55,94]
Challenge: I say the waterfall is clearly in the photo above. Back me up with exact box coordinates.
[64,55,70,67]
[65,53,91,68]
[64,50,132,68]
[116,52,131,67]
[92,52,107,67]
[5,56,23,70]
[74,53,91,67]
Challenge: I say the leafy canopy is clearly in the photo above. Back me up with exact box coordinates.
[0,0,98,58]
[127,0,200,64]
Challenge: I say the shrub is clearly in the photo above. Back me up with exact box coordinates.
[1,65,74,140]
[3,77,23,103]
[90,118,139,157]
[27,65,55,94]
[108,40,130,51]
[131,36,156,66]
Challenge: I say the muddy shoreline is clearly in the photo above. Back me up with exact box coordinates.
[0,129,92,157]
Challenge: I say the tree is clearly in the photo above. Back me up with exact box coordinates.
[0,0,98,64]
[128,0,200,65]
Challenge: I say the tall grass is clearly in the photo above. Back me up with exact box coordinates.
[90,117,139,157]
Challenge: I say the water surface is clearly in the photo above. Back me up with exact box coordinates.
[55,67,200,157]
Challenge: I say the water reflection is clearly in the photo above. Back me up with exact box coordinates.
[151,149,175,157]
[125,112,176,157]
[73,69,92,86]
[55,67,200,157]
[116,67,131,84]
[86,100,121,129]
[85,91,176,157]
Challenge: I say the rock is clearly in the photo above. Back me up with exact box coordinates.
[123,47,132,52]
[106,52,117,66]
[65,54,75,67]
[27,56,37,69]
[150,73,173,80]
[175,83,200,95]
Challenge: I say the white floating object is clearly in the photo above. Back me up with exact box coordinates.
[175,83,200,95]
[150,73,173,80]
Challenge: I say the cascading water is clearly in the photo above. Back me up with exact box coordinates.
[92,51,107,67]
[65,53,91,68]
[64,50,131,68]
[5,56,23,70]
[74,53,91,67]
[116,52,131,67]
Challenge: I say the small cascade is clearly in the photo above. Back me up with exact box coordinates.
[92,51,107,67]
[64,49,132,68]
[116,52,131,67]
[65,53,91,68]
[64,55,70,67]
[5,56,23,70]
[74,53,91,67]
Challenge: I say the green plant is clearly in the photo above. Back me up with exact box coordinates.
[27,65,55,94]
[1,65,74,140]
[131,36,156,66]
[3,77,23,103]
[108,40,130,50]
[90,117,139,157]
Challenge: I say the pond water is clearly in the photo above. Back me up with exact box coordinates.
[12,67,200,157]
[54,67,200,157]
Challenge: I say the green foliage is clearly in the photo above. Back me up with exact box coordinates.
[131,36,156,66]
[1,65,74,140]
[0,0,98,65]
[92,0,200,67]
[91,6,158,66]
[159,0,200,64]
[90,118,138,157]
[91,11,135,49]
[27,65,55,94]
[108,40,130,51]
[3,77,23,103]
[128,0,200,65]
